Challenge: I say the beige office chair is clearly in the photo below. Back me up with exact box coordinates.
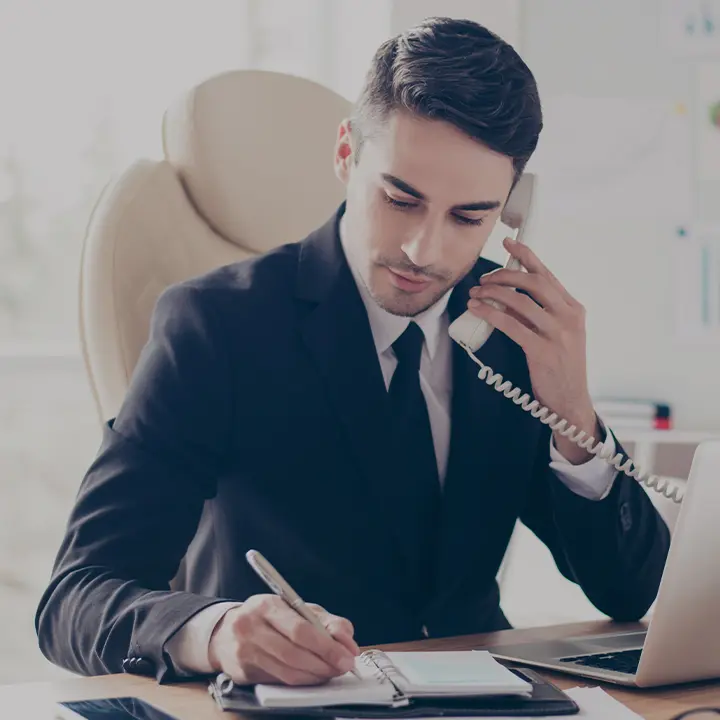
[79,70,351,422]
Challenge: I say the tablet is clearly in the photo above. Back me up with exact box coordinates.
[56,696,178,720]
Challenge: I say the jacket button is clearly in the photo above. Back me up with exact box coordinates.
[122,656,154,676]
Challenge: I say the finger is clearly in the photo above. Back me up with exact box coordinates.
[246,646,329,686]
[502,237,548,275]
[503,305,538,332]
[478,269,566,313]
[469,287,558,339]
[324,616,360,656]
[467,297,540,352]
[305,603,327,614]
[302,605,359,655]
[254,620,348,678]
[502,238,575,303]
[470,275,539,330]
[265,603,356,673]
[307,606,357,642]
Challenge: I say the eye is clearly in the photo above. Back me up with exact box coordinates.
[452,214,484,227]
[383,193,417,209]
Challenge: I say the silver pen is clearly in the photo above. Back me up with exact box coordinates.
[245,549,362,678]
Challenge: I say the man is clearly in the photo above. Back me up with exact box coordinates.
[36,17,669,687]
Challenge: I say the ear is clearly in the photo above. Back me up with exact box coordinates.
[333,119,354,185]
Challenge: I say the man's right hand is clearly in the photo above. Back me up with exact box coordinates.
[207,595,360,685]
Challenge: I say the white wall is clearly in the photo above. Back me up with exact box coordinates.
[330,0,392,101]
[520,0,719,431]
[389,0,520,48]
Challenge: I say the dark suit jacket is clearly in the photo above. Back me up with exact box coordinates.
[36,206,670,682]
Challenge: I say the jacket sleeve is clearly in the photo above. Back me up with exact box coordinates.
[520,423,671,621]
[35,283,234,681]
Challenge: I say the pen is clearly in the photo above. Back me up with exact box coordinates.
[245,549,361,679]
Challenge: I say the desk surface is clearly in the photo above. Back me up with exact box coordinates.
[2,621,719,720]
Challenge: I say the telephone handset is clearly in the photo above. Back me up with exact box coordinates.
[448,173,683,504]
[449,173,536,352]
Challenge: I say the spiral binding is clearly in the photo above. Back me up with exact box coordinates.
[459,343,684,504]
[360,650,409,706]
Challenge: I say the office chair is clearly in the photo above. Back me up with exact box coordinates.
[79,69,351,423]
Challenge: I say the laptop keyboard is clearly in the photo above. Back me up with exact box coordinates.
[559,648,642,675]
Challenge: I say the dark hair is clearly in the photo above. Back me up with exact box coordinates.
[351,17,543,181]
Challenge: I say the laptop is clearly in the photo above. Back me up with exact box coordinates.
[486,439,720,687]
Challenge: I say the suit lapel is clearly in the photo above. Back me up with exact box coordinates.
[296,207,420,579]
[426,271,543,615]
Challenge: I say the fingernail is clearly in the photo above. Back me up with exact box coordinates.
[339,655,354,672]
[468,299,481,308]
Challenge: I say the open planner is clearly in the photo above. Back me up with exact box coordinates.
[257,651,530,707]
[208,650,580,716]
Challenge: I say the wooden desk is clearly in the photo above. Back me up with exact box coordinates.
[2,621,718,719]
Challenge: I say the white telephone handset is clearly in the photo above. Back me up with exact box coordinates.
[448,173,683,504]
[449,172,536,351]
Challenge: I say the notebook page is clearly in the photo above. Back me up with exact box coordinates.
[383,651,532,696]
[255,658,396,708]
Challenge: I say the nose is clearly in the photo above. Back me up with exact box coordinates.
[400,216,443,269]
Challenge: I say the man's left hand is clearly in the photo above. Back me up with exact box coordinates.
[467,237,599,464]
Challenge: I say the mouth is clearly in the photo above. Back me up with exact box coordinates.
[385,267,433,293]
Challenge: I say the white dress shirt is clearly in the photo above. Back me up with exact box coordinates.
[166,220,619,674]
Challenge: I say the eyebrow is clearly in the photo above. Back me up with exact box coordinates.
[381,173,502,212]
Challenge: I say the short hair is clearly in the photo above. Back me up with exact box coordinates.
[351,16,543,181]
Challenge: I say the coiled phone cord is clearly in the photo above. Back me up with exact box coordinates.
[459,343,684,504]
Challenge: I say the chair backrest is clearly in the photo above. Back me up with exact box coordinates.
[79,70,351,422]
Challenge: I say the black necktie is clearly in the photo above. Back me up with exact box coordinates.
[388,322,441,604]
[389,322,440,488]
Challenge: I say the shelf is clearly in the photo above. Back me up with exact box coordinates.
[612,429,720,445]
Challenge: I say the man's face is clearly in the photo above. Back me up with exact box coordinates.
[334,111,515,317]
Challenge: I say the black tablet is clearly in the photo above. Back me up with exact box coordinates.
[56,696,178,720]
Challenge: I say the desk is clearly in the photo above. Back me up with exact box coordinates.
[2,621,718,720]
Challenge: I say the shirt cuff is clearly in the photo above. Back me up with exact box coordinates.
[549,415,619,501]
[164,601,242,676]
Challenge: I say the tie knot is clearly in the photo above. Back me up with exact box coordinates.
[392,322,425,370]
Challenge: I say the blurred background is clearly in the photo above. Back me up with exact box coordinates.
[2,0,720,684]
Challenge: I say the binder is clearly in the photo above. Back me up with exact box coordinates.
[208,664,579,716]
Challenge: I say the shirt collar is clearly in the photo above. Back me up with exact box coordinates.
[339,215,451,360]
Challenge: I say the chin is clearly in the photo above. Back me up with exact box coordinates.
[371,285,442,318]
